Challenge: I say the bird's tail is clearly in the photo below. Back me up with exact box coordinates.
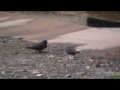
[27,46,33,49]
[76,51,80,53]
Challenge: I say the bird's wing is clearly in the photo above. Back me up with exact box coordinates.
[33,42,42,47]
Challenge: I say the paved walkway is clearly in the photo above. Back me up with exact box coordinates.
[49,28,120,50]
[0,12,120,51]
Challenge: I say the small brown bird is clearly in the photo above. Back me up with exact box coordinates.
[27,40,47,52]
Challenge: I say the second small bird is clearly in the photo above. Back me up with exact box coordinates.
[65,46,80,56]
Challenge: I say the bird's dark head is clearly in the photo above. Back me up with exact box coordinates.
[42,40,47,44]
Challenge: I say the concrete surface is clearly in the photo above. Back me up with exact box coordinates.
[48,28,120,51]
[0,12,120,51]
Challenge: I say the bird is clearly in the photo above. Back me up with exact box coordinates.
[65,46,80,56]
[65,46,80,59]
[27,40,47,52]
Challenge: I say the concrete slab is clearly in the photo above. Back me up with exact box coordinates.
[0,17,11,21]
[0,12,90,41]
[0,19,34,28]
[48,28,120,51]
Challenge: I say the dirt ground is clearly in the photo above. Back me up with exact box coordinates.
[0,36,120,79]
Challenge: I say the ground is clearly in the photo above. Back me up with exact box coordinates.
[0,11,120,79]
[0,36,120,79]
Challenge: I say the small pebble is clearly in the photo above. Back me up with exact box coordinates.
[85,66,90,69]
[1,71,5,74]
[36,74,44,77]
[64,74,71,78]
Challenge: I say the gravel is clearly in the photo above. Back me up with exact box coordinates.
[0,36,120,79]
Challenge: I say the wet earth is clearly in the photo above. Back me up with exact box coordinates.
[0,36,120,79]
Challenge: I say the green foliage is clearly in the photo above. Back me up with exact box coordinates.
[111,74,120,79]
